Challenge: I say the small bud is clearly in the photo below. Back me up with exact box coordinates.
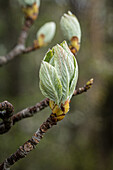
[86,78,94,90]
[60,11,81,43]
[37,22,56,46]
[18,0,40,20]
[39,41,78,116]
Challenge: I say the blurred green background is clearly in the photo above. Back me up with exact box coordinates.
[0,0,113,169]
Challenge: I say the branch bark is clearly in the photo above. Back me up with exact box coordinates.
[12,98,49,125]
[0,79,93,134]
[0,78,93,169]
[0,115,57,170]
[0,18,40,67]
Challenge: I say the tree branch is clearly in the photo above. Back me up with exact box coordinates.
[0,18,40,67]
[0,114,57,170]
[12,98,49,125]
[0,78,94,169]
[0,78,93,135]
[73,78,94,96]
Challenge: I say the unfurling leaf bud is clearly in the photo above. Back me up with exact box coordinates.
[18,0,40,20]
[39,41,78,120]
[60,11,81,43]
[37,22,56,46]
[60,11,81,55]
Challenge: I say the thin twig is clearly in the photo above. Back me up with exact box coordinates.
[23,44,40,53]
[12,98,49,125]
[0,18,36,67]
[73,78,94,96]
[0,78,93,135]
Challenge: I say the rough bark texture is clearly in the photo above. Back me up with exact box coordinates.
[0,115,57,170]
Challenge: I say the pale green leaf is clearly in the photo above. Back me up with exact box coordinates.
[69,57,78,99]
[54,44,71,103]
[60,41,75,81]
[60,11,81,42]
[39,61,62,105]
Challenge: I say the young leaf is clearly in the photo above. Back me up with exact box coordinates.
[39,61,62,105]
[54,44,71,103]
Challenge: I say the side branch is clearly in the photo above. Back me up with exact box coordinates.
[0,19,36,67]
[0,115,57,169]
[12,98,49,125]
[0,78,93,134]
[73,78,94,96]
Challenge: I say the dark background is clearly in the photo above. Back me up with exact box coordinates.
[0,0,113,169]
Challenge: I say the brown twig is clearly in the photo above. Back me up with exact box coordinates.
[12,98,49,125]
[0,79,93,135]
[0,114,57,170]
[0,101,14,134]
[73,78,94,96]
[23,44,40,53]
[0,18,39,67]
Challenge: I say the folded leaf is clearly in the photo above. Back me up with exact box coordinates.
[60,41,75,81]
[60,11,81,43]
[69,58,78,99]
[39,61,62,105]
[54,44,71,103]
